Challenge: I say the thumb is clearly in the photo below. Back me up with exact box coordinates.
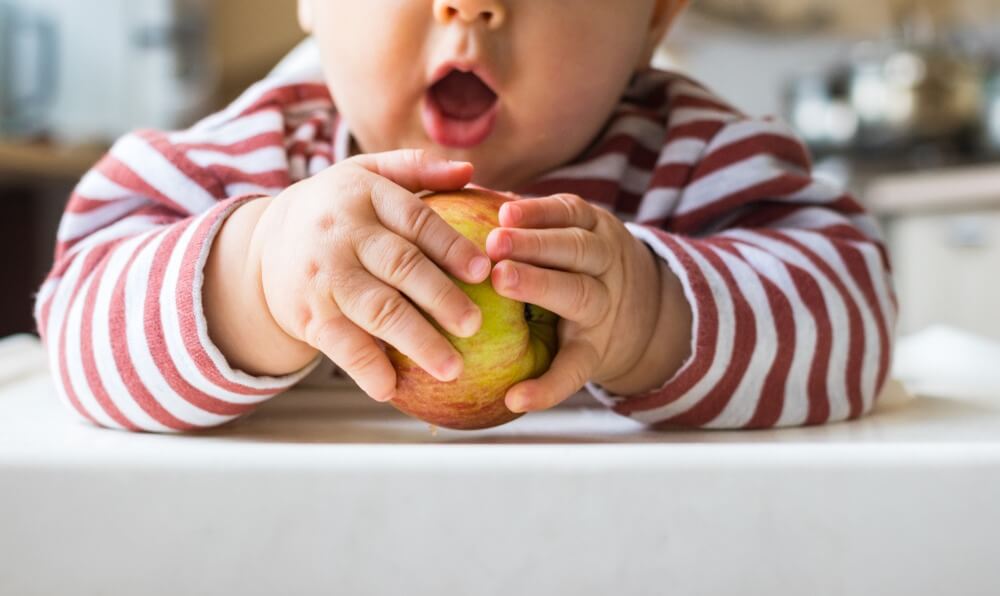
[348,149,474,193]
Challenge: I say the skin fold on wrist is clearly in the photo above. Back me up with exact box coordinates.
[205,197,318,377]
[596,243,692,397]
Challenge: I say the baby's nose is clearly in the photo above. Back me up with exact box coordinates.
[433,0,506,30]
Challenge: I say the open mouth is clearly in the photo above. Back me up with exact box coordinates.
[422,68,499,149]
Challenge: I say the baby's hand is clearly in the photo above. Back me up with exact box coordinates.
[252,150,492,402]
[486,194,663,412]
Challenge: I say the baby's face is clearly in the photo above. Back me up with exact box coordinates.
[300,0,684,189]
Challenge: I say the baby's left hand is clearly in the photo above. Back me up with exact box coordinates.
[486,194,663,413]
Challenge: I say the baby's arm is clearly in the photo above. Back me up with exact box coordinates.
[38,132,489,432]
[34,131,315,432]
[603,118,896,428]
[487,118,894,429]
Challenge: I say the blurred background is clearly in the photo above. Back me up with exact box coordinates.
[1,0,999,350]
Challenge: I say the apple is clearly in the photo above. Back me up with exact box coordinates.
[386,189,559,430]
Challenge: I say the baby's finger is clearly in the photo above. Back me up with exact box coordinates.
[350,149,474,193]
[356,230,482,338]
[492,260,610,327]
[369,181,491,284]
[306,311,397,403]
[335,270,464,383]
[498,194,599,230]
[486,227,614,276]
[505,340,600,412]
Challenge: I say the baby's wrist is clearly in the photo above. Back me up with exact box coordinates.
[593,237,662,386]
[247,197,320,364]
[596,250,691,396]
[205,197,317,376]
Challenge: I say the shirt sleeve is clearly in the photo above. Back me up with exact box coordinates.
[34,128,319,432]
[585,117,897,429]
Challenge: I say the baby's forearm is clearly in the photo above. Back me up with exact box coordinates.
[598,259,692,396]
[204,198,318,377]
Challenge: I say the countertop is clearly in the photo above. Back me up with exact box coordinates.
[866,163,1000,215]
[0,141,106,182]
[1,337,999,596]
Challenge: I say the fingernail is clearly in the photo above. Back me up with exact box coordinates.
[470,256,491,280]
[504,264,519,288]
[441,355,463,381]
[507,393,527,413]
[504,203,523,225]
[378,391,396,403]
[460,308,482,337]
[497,233,512,256]
[432,160,470,176]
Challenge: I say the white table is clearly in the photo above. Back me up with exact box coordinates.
[1,340,999,596]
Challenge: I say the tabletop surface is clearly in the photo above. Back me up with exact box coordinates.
[3,369,999,470]
[4,339,1000,596]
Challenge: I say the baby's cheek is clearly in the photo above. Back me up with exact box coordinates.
[507,81,619,173]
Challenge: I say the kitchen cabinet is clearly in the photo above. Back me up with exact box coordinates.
[0,143,106,336]
[0,142,105,181]
[867,164,1000,341]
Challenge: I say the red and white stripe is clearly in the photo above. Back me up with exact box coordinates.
[36,76,328,432]
[36,68,895,431]
[528,69,895,428]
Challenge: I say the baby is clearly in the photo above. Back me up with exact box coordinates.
[35,0,896,432]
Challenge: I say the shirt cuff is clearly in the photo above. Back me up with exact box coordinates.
[178,194,322,396]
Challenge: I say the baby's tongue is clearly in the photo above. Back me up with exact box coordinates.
[430,71,497,121]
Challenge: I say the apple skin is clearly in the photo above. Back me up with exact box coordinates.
[386,189,559,430]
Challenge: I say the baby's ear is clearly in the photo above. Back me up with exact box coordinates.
[297,0,315,33]
[639,0,689,67]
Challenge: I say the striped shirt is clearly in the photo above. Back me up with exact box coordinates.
[34,68,896,431]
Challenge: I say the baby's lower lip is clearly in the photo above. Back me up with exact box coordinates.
[421,94,499,149]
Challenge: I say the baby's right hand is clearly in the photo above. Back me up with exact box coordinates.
[251,150,492,402]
